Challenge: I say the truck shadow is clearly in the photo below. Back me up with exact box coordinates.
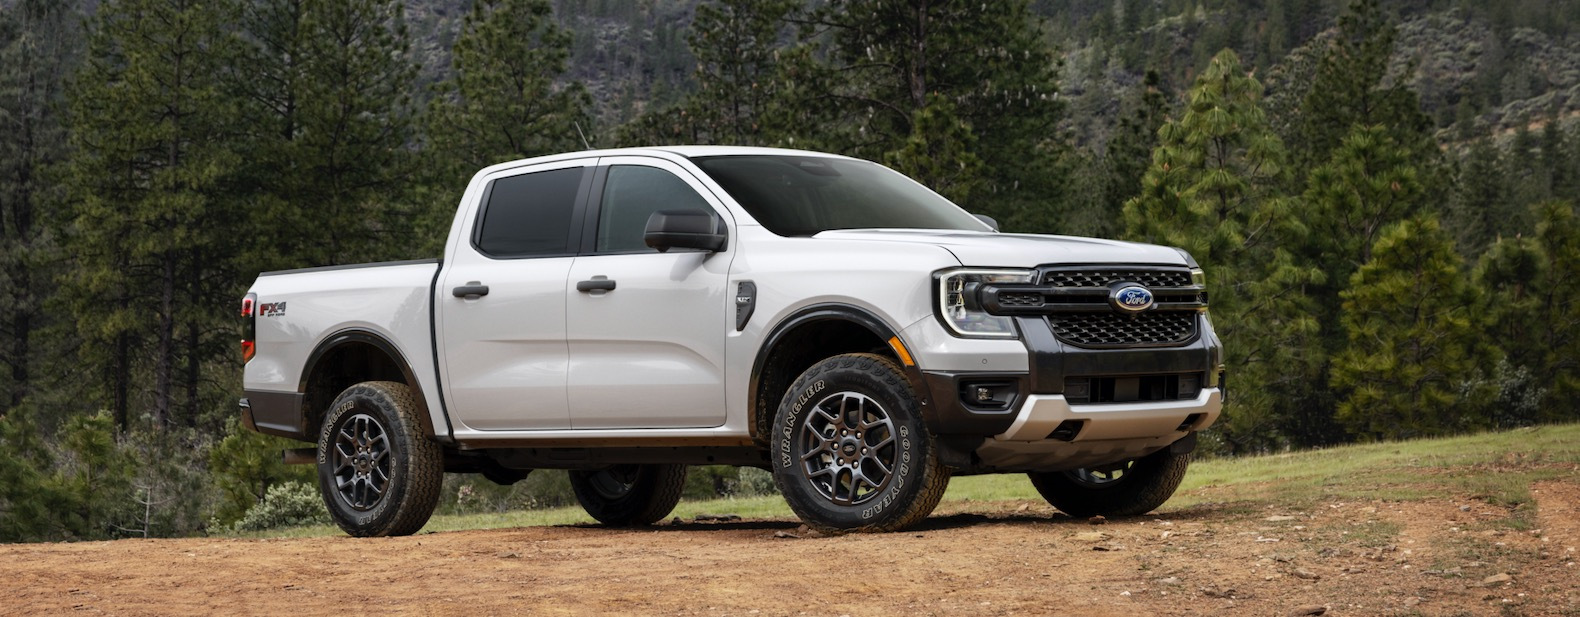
[554,502,1245,534]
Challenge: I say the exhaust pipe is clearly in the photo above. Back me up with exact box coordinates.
[282,448,316,465]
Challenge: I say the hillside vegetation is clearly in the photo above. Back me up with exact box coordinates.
[1,0,1578,541]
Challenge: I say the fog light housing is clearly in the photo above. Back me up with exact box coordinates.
[960,381,1016,410]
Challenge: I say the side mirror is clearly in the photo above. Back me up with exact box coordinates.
[974,214,999,231]
[644,209,727,253]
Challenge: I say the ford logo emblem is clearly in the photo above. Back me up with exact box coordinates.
[1110,285,1154,313]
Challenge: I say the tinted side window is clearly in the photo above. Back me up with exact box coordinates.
[596,166,713,253]
[476,167,585,257]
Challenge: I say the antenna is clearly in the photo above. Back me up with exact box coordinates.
[574,121,591,150]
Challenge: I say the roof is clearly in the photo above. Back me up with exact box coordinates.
[470,145,855,178]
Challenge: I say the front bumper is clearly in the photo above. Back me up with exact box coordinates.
[998,388,1221,442]
[917,313,1223,472]
[968,389,1220,472]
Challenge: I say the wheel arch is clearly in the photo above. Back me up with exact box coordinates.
[747,303,931,445]
[299,329,438,441]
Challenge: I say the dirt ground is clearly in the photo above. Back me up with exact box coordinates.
[3,481,1577,617]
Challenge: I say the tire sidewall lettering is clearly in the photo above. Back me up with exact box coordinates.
[861,426,915,519]
[779,379,826,469]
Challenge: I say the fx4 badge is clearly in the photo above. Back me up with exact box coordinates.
[260,302,287,317]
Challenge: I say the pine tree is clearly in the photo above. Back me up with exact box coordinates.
[0,0,80,414]
[60,0,243,430]
[1291,0,1435,177]
[427,0,587,166]
[421,0,588,250]
[1478,201,1580,424]
[1304,124,1429,273]
[209,418,311,526]
[1122,49,1322,452]
[1332,216,1493,439]
[669,0,799,146]
[1533,201,1580,418]
[55,411,134,538]
[0,410,60,541]
[1474,233,1549,426]
[1122,49,1294,268]
[1447,139,1512,254]
[1541,117,1577,204]
[792,0,1065,224]
[1093,69,1172,239]
[883,96,983,205]
[230,0,422,268]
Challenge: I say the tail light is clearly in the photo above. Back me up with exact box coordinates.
[241,293,257,363]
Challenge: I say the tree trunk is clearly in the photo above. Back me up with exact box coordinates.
[153,254,175,428]
[113,332,129,431]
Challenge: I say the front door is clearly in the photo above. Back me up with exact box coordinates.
[565,158,734,429]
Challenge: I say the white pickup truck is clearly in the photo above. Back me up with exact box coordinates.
[240,146,1224,536]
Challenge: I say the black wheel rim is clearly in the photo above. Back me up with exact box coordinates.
[332,412,391,511]
[585,465,639,500]
[797,391,898,506]
[1065,460,1134,488]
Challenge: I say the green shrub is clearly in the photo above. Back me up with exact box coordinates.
[233,482,329,531]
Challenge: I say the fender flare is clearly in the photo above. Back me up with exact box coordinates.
[299,328,447,439]
[747,303,933,440]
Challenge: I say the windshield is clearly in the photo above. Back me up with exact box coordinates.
[690,155,990,236]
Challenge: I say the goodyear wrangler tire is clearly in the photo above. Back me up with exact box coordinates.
[570,464,687,526]
[771,353,949,533]
[1026,447,1190,518]
[316,381,443,537]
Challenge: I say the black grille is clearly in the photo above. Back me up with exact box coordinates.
[1042,269,1191,288]
[1050,312,1198,348]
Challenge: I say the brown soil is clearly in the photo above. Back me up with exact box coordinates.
[3,482,1578,617]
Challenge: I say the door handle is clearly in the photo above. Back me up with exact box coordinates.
[452,283,490,298]
[576,279,617,292]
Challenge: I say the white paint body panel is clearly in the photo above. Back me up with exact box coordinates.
[565,156,735,429]
[243,261,445,434]
[244,145,1207,453]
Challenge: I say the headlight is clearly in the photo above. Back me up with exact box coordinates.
[937,269,1033,338]
[1190,268,1208,310]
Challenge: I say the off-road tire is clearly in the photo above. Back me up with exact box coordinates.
[316,381,443,537]
[771,353,949,533]
[1027,447,1190,518]
[569,464,687,526]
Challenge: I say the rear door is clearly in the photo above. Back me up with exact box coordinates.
[437,159,593,430]
[564,157,735,429]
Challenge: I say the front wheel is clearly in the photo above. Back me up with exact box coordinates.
[569,464,687,526]
[316,381,444,537]
[771,353,949,533]
[1027,447,1190,518]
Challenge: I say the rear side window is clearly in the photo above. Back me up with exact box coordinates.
[596,166,713,253]
[475,167,585,257]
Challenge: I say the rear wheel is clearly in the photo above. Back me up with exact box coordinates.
[316,381,443,537]
[570,464,687,526]
[771,353,949,533]
[1027,447,1189,518]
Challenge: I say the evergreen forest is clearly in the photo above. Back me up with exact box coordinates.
[2,0,1580,541]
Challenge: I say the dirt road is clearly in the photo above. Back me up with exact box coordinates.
[3,483,1577,616]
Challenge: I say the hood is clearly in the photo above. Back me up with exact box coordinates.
[812,229,1190,268]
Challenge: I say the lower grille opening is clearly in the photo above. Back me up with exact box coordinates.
[1064,373,1203,405]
